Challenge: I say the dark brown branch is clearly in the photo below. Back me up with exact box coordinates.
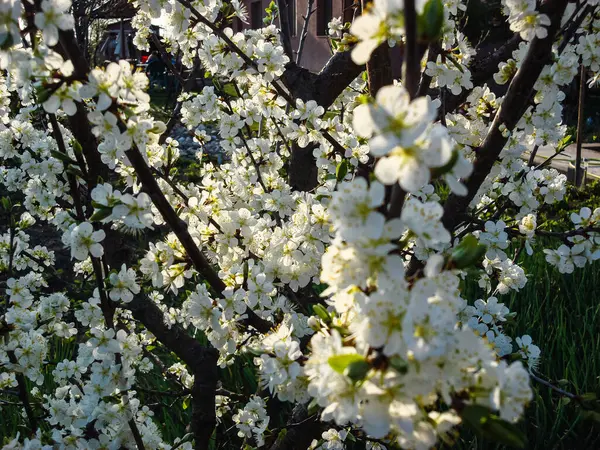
[48,114,87,220]
[277,0,294,61]
[150,33,186,86]
[530,373,579,400]
[443,33,522,115]
[125,296,218,449]
[268,403,321,450]
[178,0,353,193]
[403,0,419,98]
[281,49,365,109]
[160,60,203,145]
[366,43,393,96]
[124,144,227,293]
[387,0,419,219]
[440,0,569,233]
[295,0,316,65]
[416,43,441,97]
[408,0,569,275]
[527,144,540,166]
[57,30,107,187]
[557,4,593,55]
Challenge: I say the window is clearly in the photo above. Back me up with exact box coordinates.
[233,17,244,32]
[251,1,263,29]
[316,0,332,36]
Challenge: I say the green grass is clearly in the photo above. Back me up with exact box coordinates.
[454,248,600,449]
[2,246,600,449]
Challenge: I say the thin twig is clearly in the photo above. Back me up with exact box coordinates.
[528,144,540,166]
[530,372,579,400]
[295,0,316,65]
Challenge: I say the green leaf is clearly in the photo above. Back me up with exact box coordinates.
[557,134,573,152]
[450,234,487,269]
[558,397,571,407]
[344,359,371,383]
[312,304,331,323]
[66,166,86,179]
[460,404,491,433]
[336,159,349,182]
[328,354,367,375]
[389,355,409,374]
[461,404,527,448]
[1,197,11,211]
[482,416,527,448]
[35,86,53,104]
[72,139,83,156]
[50,150,78,166]
[307,397,320,415]
[418,0,444,41]
[89,207,113,222]
[582,410,600,423]
[276,429,288,441]
[182,396,191,410]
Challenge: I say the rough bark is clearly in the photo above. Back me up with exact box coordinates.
[365,43,394,96]
[277,0,294,61]
[126,297,218,449]
[58,29,108,186]
[281,51,365,190]
[280,50,365,108]
[288,143,319,191]
[440,0,569,234]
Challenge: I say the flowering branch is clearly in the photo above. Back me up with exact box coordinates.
[439,0,569,235]
[125,295,219,448]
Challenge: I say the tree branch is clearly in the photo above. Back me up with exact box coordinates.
[277,0,294,61]
[125,296,219,449]
[407,0,569,276]
[295,0,316,65]
[268,403,321,450]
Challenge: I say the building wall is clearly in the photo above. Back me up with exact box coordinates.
[242,0,347,73]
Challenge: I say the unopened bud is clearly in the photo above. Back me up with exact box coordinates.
[307,316,321,330]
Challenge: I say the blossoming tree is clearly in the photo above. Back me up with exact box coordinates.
[1,0,599,448]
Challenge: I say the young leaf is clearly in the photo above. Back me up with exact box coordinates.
[418,0,444,41]
[89,207,113,222]
[450,235,487,269]
[312,304,331,323]
[336,159,349,182]
[461,404,527,448]
[344,359,371,383]
[328,354,367,374]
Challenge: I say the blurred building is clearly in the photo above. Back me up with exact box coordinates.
[240,0,358,72]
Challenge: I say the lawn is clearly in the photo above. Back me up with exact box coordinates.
[453,249,600,449]
[2,244,599,449]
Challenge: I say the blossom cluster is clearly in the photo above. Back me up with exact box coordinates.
[0,0,598,448]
